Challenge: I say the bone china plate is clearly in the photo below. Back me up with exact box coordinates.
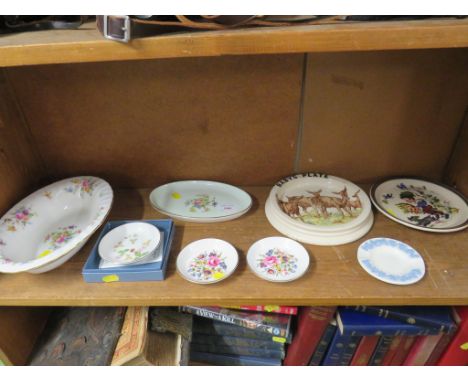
[98,222,161,265]
[176,238,238,284]
[357,238,425,285]
[0,176,113,273]
[370,177,468,233]
[246,236,310,282]
[149,181,252,222]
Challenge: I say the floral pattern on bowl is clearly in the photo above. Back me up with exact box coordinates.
[187,250,227,282]
[185,194,218,213]
[256,248,298,277]
[64,178,96,196]
[43,225,82,251]
[1,206,36,232]
[111,233,153,264]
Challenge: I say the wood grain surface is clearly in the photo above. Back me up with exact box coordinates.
[0,19,468,67]
[0,187,466,307]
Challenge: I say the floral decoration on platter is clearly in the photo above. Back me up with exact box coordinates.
[187,250,227,281]
[43,225,82,251]
[381,183,459,228]
[277,187,362,226]
[185,194,218,213]
[256,248,298,277]
[1,206,36,232]
[64,178,96,196]
[111,233,152,263]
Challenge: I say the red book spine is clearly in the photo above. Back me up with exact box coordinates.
[389,336,415,366]
[350,336,379,366]
[437,307,468,366]
[230,305,298,315]
[403,334,443,366]
[284,306,336,366]
[381,336,404,365]
[425,332,456,366]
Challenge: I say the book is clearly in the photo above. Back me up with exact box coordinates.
[191,342,285,359]
[389,336,416,366]
[349,335,379,366]
[181,306,291,340]
[192,333,284,350]
[347,306,457,333]
[425,332,456,365]
[308,319,337,366]
[190,351,282,366]
[111,306,149,366]
[322,331,361,366]
[193,316,292,344]
[337,308,446,336]
[381,335,404,365]
[403,334,444,366]
[28,307,126,366]
[368,336,393,366]
[284,306,336,366]
[437,306,468,366]
[221,305,298,315]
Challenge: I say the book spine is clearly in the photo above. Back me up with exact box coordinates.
[389,336,416,366]
[403,334,443,366]
[190,351,282,366]
[368,336,393,366]
[308,321,337,366]
[437,307,468,366]
[224,305,298,315]
[381,335,404,365]
[191,343,285,359]
[350,336,379,366]
[350,306,454,333]
[322,334,361,366]
[182,306,289,339]
[284,306,336,366]
[192,333,284,350]
[425,332,456,366]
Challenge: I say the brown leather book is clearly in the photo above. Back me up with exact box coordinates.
[28,307,126,366]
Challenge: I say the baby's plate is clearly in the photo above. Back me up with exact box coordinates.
[0,176,113,273]
[357,238,425,285]
[246,237,309,282]
[98,222,161,265]
[370,177,468,233]
[149,180,252,223]
[176,238,238,284]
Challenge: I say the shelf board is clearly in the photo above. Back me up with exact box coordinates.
[1,19,468,67]
[0,187,467,307]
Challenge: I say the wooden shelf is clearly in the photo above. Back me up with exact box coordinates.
[0,19,468,67]
[0,187,467,307]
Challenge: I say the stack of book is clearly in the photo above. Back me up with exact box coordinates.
[181,305,296,366]
[284,305,468,366]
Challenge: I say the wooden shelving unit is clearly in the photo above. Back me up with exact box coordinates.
[0,187,466,307]
[0,19,467,67]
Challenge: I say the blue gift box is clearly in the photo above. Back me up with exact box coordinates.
[82,219,175,283]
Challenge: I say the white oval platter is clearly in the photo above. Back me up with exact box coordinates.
[246,237,309,282]
[98,222,161,265]
[0,176,113,273]
[149,181,252,223]
[271,174,372,232]
[176,238,239,284]
[357,238,425,285]
[370,177,468,233]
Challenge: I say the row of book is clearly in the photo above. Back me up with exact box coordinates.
[285,306,468,366]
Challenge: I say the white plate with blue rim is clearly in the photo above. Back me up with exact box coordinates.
[149,181,252,223]
[357,238,425,285]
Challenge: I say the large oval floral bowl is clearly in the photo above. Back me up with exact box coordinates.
[0,176,113,273]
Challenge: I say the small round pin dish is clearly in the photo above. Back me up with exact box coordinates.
[98,222,161,266]
[176,238,239,284]
[246,237,310,282]
[357,238,425,285]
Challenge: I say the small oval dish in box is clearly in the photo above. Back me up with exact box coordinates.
[246,237,310,282]
[98,222,161,265]
[0,176,113,274]
[357,238,425,285]
[176,238,238,284]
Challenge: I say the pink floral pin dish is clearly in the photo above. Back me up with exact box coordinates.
[98,222,161,265]
[246,237,310,282]
[176,238,238,284]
